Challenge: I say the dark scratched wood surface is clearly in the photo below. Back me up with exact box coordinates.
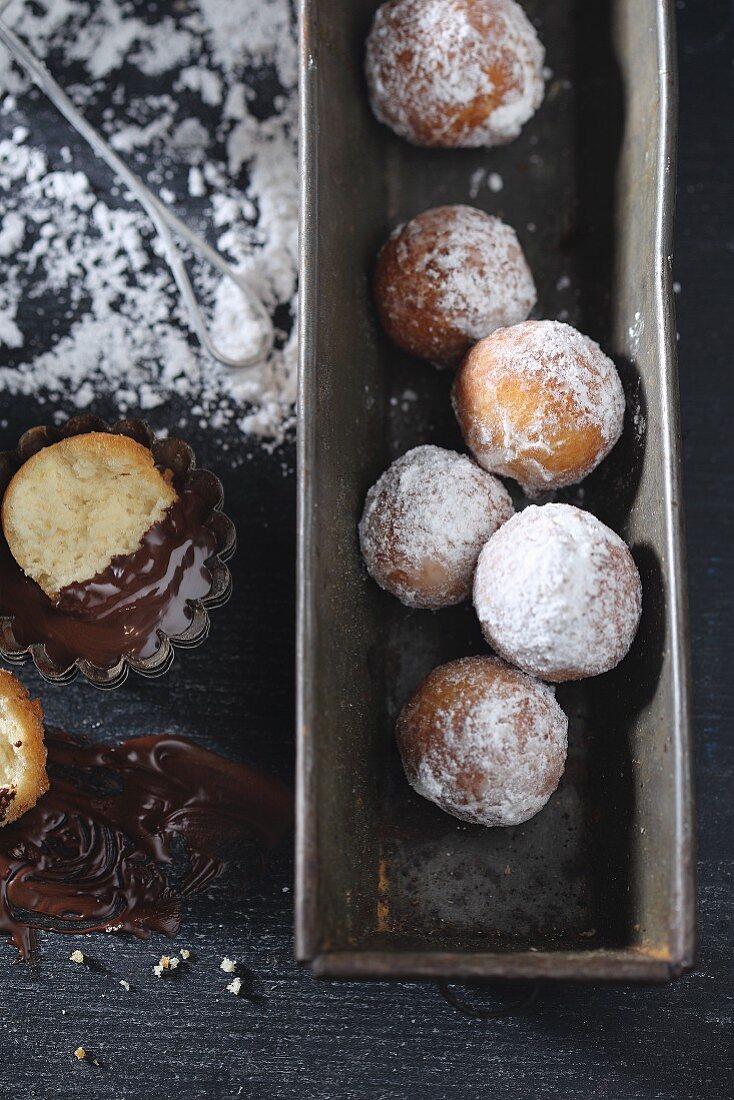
[0,2,731,1098]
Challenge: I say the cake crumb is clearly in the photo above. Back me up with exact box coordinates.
[220,957,237,973]
[226,976,242,995]
[180,948,191,960]
[69,949,85,964]
[74,1047,86,1061]
[154,953,181,976]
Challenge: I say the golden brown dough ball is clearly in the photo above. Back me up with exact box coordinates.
[453,320,625,494]
[473,504,642,681]
[396,656,568,827]
[374,205,536,367]
[359,445,513,609]
[365,0,545,148]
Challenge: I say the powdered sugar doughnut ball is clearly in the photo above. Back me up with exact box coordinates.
[453,320,625,494]
[374,206,536,367]
[396,656,567,827]
[365,0,545,148]
[359,445,513,609]
[474,504,642,681]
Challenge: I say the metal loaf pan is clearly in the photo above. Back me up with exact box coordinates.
[297,0,695,981]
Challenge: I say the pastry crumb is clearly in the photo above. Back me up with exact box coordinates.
[69,949,85,964]
[220,957,237,973]
[154,953,181,977]
[226,976,242,995]
[180,948,191,960]
[74,1047,86,1061]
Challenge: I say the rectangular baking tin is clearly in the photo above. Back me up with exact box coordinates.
[296,0,695,981]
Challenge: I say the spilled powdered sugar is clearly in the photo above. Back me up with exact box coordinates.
[0,0,298,455]
[359,444,513,610]
[473,504,643,681]
[468,168,504,198]
[397,656,567,827]
[366,0,545,148]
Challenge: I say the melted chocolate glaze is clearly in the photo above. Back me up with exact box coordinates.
[0,491,218,669]
[0,729,293,959]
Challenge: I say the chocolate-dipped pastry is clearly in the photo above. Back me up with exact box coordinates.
[0,417,234,686]
[0,489,216,669]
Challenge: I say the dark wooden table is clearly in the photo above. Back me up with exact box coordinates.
[0,2,731,1097]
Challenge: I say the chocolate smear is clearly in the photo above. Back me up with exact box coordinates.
[0,729,293,959]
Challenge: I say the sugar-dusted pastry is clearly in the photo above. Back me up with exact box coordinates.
[374,206,536,366]
[396,656,567,827]
[473,503,642,681]
[359,445,513,609]
[366,0,545,148]
[453,320,625,493]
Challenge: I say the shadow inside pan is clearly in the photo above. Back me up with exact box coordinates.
[359,0,636,955]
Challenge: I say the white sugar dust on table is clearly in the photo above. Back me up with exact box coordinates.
[0,0,298,455]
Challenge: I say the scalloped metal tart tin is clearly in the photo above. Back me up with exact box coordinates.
[0,415,235,689]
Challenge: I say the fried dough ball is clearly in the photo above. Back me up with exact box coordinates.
[374,205,536,366]
[473,503,643,681]
[453,320,625,494]
[359,445,513,609]
[365,0,545,148]
[396,656,568,827]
